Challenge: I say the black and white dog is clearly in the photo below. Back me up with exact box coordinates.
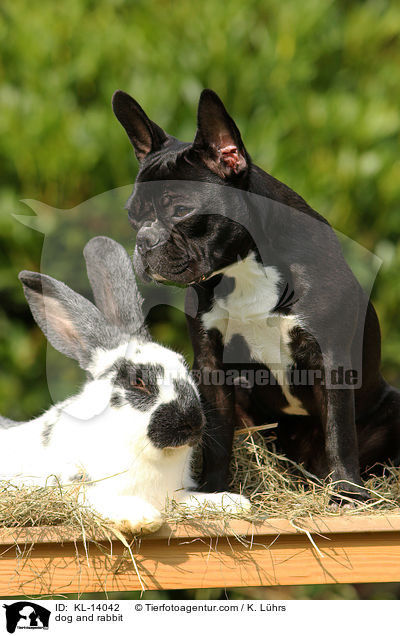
[112,88,400,502]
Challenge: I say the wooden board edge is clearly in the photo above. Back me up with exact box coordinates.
[1,512,400,545]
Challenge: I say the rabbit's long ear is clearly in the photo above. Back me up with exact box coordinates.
[83,236,150,340]
[19,271,123,370]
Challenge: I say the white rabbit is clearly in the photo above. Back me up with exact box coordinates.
[0,236,250,534]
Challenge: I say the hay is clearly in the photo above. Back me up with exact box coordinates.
[0,431,399,535]
[228,430,400,520]
[0,480,111,534]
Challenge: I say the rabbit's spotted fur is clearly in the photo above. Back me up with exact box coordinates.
[0,237,250,534]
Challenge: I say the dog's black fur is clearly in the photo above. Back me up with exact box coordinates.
[112,88,400,501]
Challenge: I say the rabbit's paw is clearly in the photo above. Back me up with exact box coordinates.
[181,491,251,514]
[114,502,163,535]
[95,497,164,535]
[206,492,252,513]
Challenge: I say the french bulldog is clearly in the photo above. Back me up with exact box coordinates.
[112,88,400,502]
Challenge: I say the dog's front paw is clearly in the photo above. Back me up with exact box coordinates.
[327,481,371,509]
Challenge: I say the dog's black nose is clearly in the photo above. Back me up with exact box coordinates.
[136,232,160,254]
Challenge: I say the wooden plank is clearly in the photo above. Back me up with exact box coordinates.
[153,513,400,540]
[1,513,400,544]
[0,515,399,595]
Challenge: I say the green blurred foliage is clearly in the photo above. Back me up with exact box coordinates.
[0,0,400,602]
[1,0,400,418]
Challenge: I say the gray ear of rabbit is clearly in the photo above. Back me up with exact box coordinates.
[19,271,126,370]
[83,236,150,340]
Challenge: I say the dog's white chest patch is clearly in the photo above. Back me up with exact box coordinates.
[201,253,308,416]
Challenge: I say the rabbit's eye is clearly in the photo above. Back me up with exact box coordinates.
[130,376,150,393]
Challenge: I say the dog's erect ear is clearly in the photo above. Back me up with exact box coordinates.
[19,271,123,370]
[112,90,168,162]
[83,236,150,341]
[192,89,249,178]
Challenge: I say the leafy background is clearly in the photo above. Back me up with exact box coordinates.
[0,0,399,599]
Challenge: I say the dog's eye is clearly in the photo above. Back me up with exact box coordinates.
[174,205,191,218]
[129,376,150,393]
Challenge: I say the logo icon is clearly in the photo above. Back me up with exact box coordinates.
[3,603,51,634]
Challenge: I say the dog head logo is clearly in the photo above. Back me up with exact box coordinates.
[3,602,50,633]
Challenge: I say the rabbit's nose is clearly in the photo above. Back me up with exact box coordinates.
[187,414,204,432]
